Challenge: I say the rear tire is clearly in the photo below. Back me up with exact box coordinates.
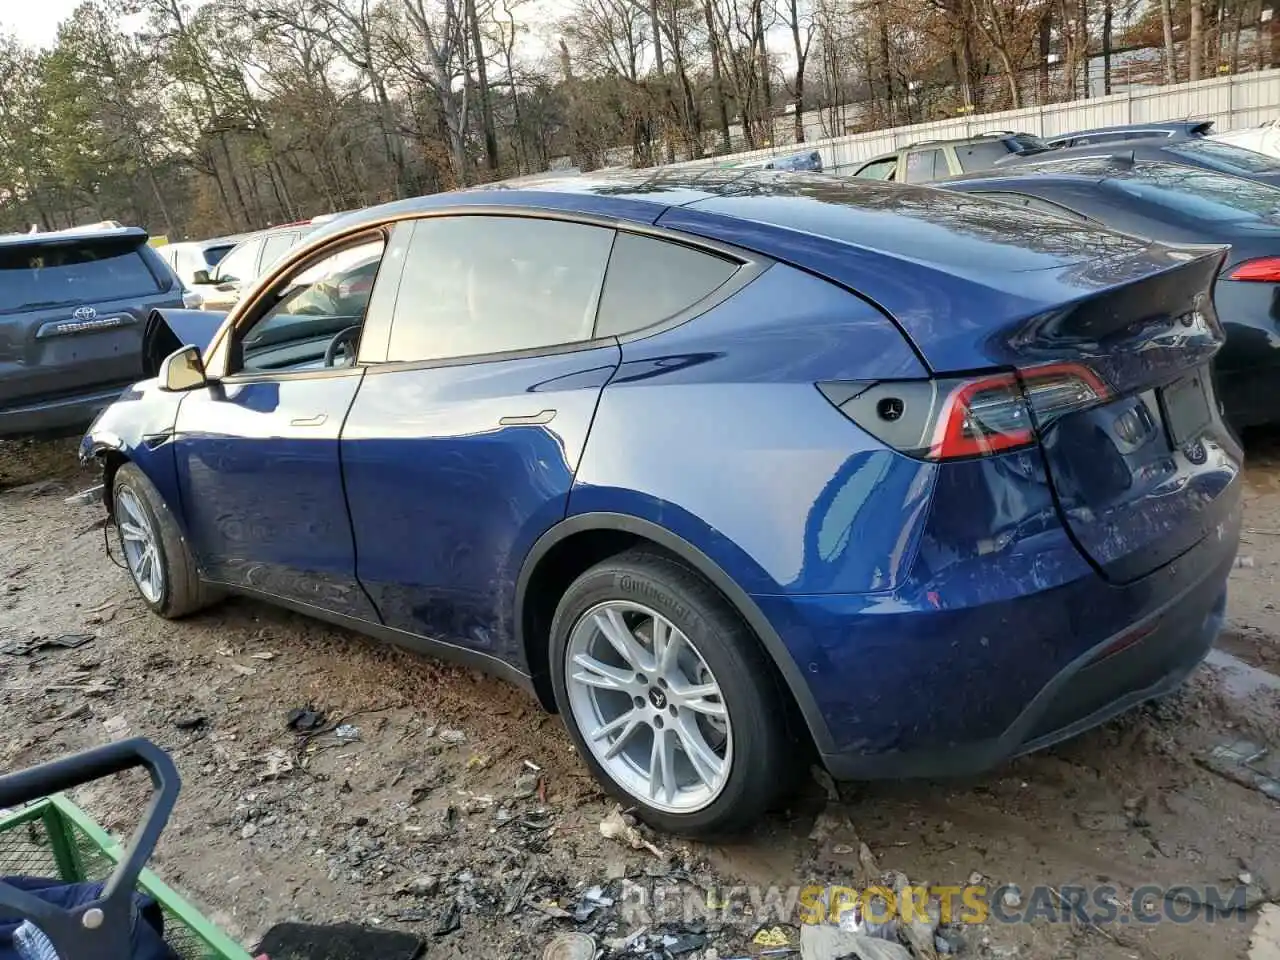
[550,548,791,837]
[112,462,221,619]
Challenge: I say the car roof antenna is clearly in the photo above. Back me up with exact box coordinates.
[1109,150,1136,169]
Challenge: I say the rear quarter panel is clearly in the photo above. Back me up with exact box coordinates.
[570,262,934,597]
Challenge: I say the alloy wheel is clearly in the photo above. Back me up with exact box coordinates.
[116,487,164,604]
[565,600,732,813]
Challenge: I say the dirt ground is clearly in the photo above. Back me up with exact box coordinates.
[1,436,1278,960]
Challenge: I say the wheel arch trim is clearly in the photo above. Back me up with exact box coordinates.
[516,511,836,753]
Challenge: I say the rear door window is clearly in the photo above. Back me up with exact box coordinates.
[260,232,301,272]
[904,149,942,183]
[956,141,1012,171]
[386,215,615,363]
[0,236,162,314]
[214,238,262,283]
[203,244,234,267]
[854,157,897,180]
[595,233,741,337]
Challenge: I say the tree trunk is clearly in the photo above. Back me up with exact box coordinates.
[877,0,895,124]
[1103,0,1113,94]
[1038,12,1051,102]
[1161,0,1177,82]
[1189,0,1203,80]
[647,0,675,162]
[756,0,772,143]
[704,1,731,152]
[465,0,500,171]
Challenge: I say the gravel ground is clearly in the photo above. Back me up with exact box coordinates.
[0,436,1278,960]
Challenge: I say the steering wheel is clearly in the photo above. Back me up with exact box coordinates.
[324,325,362,367]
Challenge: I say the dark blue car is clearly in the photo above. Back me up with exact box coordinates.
[80,171,1241,836]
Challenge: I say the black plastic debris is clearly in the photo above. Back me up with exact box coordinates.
[2,633,94,657]
[285,707,326,733]
[434,900,461,937]
[258,922,423,960]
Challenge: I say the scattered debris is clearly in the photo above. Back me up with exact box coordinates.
[2,633,93,657]
[438,728,467,745]
[251,651,276,661]
[523,759,542,772]
[398,876,440,897]
[63,485,103,507]
[256,749,295,781]
[754,926,794,947]
[229,663,257,677]
[513,771,540,798]
[101,714,129,739]
[465,752,490,770]
[811,764,840,802]
[893,872,939,960]
[175,716,207,731]
[1199,739,1280,801]
[1250,903,1280,960]
[1237,555,1257,569]
[933,926,968,955]
[599,807,665,859]
[286,707,326,733]
[335,724,361,742]
[543,931,596,960]
[241,822,259,840]
[572,884,614,922]
[1000,885,1022,910]
[434,900,461,937]
[799,926,912,960]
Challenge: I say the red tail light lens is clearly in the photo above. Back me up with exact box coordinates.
[819,363,1110,462]
[1228,257,1280,282]
[930,373,1032,459]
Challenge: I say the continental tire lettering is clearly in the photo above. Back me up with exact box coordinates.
[617,575,692,625]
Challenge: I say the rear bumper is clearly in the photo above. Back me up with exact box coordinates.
[0,386,129,439]
[819,571,1227,779]
[757,486,1240,780]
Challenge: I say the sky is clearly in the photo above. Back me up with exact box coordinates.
[0,1,92,48]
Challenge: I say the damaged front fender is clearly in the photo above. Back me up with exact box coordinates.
[78,377,188,518]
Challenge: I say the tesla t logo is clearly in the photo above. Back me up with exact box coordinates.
[72,306,97,321]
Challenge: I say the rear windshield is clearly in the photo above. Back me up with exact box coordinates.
[203,244,235,267]
[1164,138,1280,174]
[0,237,161,314]
[1006,133,1050,153]
[1109,161,1280,223]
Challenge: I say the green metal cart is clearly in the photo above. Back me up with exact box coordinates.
[0,738,252,960]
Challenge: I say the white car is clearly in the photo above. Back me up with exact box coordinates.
[1212,118,1280,159]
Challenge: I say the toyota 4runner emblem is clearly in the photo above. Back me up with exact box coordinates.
[72,306,97,321]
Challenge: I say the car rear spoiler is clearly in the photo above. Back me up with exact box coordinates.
[141,308,227,377]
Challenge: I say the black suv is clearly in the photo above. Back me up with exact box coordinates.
[0,226,184,438]
[849,131,1051,183]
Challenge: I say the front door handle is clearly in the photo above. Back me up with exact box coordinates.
[499,409,556,426]
[290,413,328,427]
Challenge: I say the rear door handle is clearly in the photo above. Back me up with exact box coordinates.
[290,413,328,427]
[499,410,556,426]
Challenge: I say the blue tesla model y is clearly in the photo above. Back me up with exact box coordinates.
[81,171,1241,835]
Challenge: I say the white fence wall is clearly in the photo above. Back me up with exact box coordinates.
[669,68,1280,175]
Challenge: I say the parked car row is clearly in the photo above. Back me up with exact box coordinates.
[76,162,1242,836]
[0,213,353,439]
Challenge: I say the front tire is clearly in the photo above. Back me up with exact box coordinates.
[549,548,791,836]
[112,463,220,619]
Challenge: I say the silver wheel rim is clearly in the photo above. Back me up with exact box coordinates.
[566,600,732,813]
[116,488,163,604]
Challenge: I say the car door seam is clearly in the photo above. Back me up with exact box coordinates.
[337,367,386,624]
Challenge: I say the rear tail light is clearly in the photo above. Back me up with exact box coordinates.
[1227,257,1280,281]
[818,363,1109,462]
